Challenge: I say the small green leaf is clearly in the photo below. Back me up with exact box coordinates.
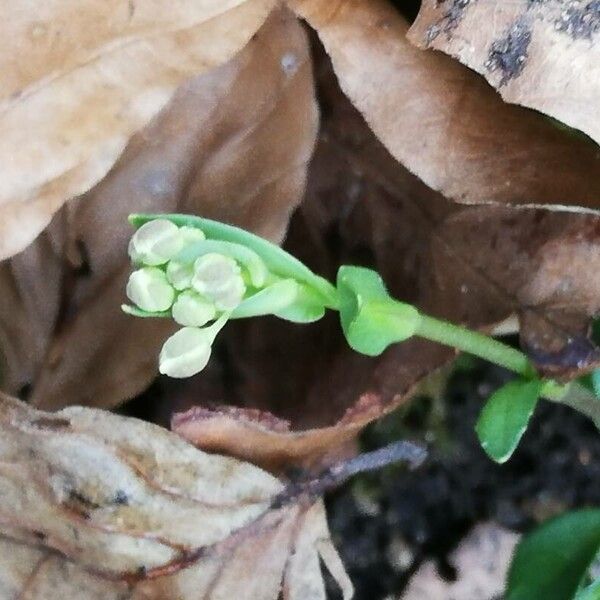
[129,213,337,309]
[336,266,420,356]
[475,378,541,463]
[507,509,600,600]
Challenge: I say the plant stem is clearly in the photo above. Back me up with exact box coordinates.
[414,313,568,401]
[416,314,535,377]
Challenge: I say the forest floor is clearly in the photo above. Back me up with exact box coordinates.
[326,360,600,599]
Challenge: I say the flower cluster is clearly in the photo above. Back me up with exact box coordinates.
[125,219,260,378]
[123,214,339,379]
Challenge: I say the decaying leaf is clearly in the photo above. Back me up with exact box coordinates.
[0,391,352,599]
[0,7,319,410]
[291,0,600,209]
[0,0,277,260]
[409,0,600,147]
[172,395,393,471]
[424,204,600,379]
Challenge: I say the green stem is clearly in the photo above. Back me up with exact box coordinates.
[416,314,535,377]
[414,313,568,401]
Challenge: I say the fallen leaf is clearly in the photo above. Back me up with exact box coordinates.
[291,0,600,209]
[0,539,129,599]
[0,391,351,599]
[409,0,600,147]
[425,204,600,379]
[172,395,391,471]
[0,7,319,410]
[0,0,277,261]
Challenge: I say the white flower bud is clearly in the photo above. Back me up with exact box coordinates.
[126,267,175,312]
[192,253,246,310]
[159,327,212,378]
[172,291,216,327]
[211,275,246,311]
[166,260,194,291]
[179,225,206,244]
[129,219,183,266]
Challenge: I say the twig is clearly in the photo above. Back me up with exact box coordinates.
[271,440,427,508]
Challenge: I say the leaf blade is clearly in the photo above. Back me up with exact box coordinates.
[475,378,541,463]
[507,509,600,600]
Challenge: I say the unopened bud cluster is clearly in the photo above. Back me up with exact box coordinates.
[125,219,252,377]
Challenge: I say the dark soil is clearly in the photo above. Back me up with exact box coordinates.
[325,360,600,599]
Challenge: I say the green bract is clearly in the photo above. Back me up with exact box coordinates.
[336,266,420,356]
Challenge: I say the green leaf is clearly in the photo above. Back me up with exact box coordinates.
[576,578,600,600]
[475,378,541,463]
[507,509,600,600]
[336,266,420,356]
[129,213,337,309]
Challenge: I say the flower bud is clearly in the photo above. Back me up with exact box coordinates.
[128,219,183,266]
[159,327,212,378]
[192,253,246,310]
[126,267,175,312]
[172,291,216,327]
[179,225,206,244]
[211,276,246,311]
[166,260,194,291]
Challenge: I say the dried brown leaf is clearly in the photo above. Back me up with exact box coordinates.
[409,0,600,147]
[290,0,600,209]
[0,7,318,410]
[171,395,388,471]
[0,0,277,260]
[0,392,351,599]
